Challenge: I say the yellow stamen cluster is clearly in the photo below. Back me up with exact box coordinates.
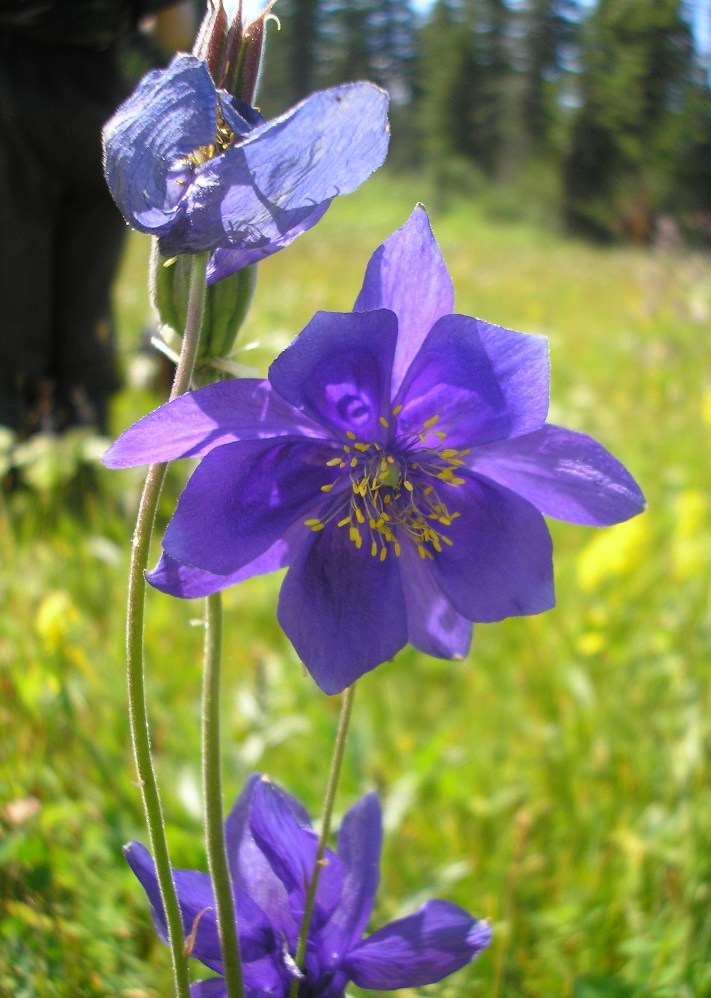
[179,107,237,176]
[304,409,469,562]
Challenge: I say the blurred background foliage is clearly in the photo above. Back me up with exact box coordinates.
[2,1,711,994]
[260,0,711,245]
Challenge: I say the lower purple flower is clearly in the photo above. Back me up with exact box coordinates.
[104,206,645,694]
[126,776,492,996]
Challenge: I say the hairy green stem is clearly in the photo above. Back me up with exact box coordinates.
[125,251,208,998]
[289,685,357,998]
[202,592,245,997]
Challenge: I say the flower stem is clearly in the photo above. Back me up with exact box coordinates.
[202,591,245,998]
[169,252,210,402]
[289,685,356,997]
[125,251,208,998]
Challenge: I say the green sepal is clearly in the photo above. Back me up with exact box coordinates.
[150,242,257,363]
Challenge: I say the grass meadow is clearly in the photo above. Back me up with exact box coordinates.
[1,173,710,998]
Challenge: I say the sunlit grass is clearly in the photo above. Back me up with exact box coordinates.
[2,172,710,997]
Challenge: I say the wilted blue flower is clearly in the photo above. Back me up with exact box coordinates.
[126,775,491,997]
[104,206,645,694]
[102,54,389,283]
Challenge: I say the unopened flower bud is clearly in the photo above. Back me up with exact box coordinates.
[149,243,256,375]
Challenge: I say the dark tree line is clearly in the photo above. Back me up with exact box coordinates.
[257,0,711,241]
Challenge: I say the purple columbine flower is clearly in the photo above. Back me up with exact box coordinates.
[102,54,389,283]
[104,206,645,694]
[125,775,492,997]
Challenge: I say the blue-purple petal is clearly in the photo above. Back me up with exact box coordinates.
[223,775,261,874]
[124,842,276,972]
[399,542,473,659]
[427,475,555,622]
[354,205,454,393]
[103,379,327,469]
[247,779,318,914]
[162,439,332,575]
[103,55,217,235]
[242,956,291,996]
[249,780,345,929]
[190,978,228,998]
[304,968,349,998]
[268,310,398,441]
[277,519,408,694]
[147,520,307,598]
[218,92,265,134]
[191,960,288,998]
[324,794,382,956]
[468,424,646,526]
[207,203,330,283]
[344,900,492,989]
[394,315,549,447]
[224,775,305,945]
[124,842,224,973]
[160,82,390,259]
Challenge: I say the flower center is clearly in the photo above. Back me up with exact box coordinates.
[185,106,238,168]
[305,409,469,561]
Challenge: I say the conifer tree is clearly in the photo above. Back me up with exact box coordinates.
[417,0,513,180]
[521,0,578,153]
[563,0,697,240]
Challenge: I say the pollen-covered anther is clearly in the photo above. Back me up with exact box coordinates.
[308,417,469,559]
[215,109,237,151]
[185,107,237,168]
